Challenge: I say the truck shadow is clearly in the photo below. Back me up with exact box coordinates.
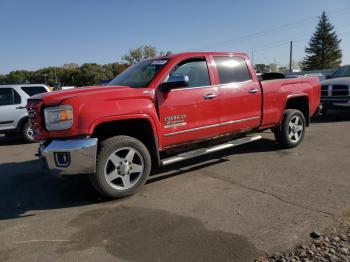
[0,136,30,146]
[0,138,280,220]
[311,109,350,124]
[150,138,281,183]
[0,160,102,220]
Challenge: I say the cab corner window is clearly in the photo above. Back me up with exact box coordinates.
[214,56,251,84]
[169,59,210,88]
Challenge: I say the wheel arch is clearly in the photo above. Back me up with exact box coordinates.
[17,116,29,132]
[283,95,310,126]
[91,117,160,168]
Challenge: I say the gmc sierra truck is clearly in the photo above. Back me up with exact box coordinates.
[27,52,320,199]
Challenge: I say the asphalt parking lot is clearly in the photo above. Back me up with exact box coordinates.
[1,110,350,262]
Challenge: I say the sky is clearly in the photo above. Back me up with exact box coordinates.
[0,0,349,74]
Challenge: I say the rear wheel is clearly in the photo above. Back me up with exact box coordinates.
[90,135,151,199]
[274,109,306,148]
[22,121,35,143]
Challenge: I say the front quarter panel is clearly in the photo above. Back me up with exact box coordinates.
[46,89,161,141]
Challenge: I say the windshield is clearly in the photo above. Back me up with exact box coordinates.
[108,59,168,88]
[331,65,350,78]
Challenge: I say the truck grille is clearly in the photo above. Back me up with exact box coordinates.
[332,85,349,96]
[321,85,349,97]
[321,85,329,97]
[27,99,44,140]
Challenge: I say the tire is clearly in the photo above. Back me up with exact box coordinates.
[274,109,306,149]
[22,121,36,143]
[318,106,328,116]
[90,135,151,199]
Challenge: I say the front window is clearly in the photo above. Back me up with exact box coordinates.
[331,65,350,78]
[167,58,210,87]
[108,59,168,88]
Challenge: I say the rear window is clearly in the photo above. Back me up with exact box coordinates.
[214,56,251,84]
[21,86,47,96]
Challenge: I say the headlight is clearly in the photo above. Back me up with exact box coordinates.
[44,105,73,131]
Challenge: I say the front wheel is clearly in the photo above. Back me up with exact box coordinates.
[90,135,151,199]
[274,109,306,149]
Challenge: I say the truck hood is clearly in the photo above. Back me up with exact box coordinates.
[32,85,146,105]
[321,77,350,86]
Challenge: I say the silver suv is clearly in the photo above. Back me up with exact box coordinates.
[320,65,350,115]
[0,84,50,142]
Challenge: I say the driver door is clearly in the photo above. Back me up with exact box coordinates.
[157,57,220,147]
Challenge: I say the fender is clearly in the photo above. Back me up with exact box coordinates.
[88,113,162,149]
[279,93,309,121]
[273,93,310,131]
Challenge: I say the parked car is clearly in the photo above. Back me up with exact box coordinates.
[303,73,326,82]
[0,84,50,142]
[28,52,320,199]
[320,65,350,115]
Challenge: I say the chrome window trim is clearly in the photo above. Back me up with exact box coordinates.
[169,79,254,92]
[163,116,260,137]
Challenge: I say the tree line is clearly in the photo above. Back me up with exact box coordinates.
[0,45,160,87]
[0,63,129,87]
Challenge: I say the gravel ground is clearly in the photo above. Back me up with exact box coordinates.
[256,216,350,262]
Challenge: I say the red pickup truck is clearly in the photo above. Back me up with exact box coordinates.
[28,52,320,198]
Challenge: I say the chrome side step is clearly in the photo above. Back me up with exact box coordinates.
[161,135,262,166]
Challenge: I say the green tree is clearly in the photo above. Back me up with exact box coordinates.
[254,64,271,73]
[75,63,107,86]
[121,45,158,64]
[302,11,342,70]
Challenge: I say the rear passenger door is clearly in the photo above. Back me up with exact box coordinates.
[213,56,262,134]
[0,88,23,131]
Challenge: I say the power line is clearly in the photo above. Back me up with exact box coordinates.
[193,6,350,50]
[248,24,350,54]
[251,30,350,66]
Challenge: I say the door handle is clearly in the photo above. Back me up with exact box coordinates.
[248,89,259,94]
[16,106,26,109]
[203,93,217,100]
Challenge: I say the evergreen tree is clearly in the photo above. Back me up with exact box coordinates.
[302,11,342,70]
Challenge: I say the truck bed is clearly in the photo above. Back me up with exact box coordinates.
[259,77,321,129]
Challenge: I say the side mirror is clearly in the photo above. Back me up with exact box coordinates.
[326,74,331,79]
[160,75,189,92]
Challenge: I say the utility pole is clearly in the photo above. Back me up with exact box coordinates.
[54,68,58,82]
[42,74,48,84]
[289,41,293,73]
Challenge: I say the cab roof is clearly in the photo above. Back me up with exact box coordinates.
[152,51,249,60]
